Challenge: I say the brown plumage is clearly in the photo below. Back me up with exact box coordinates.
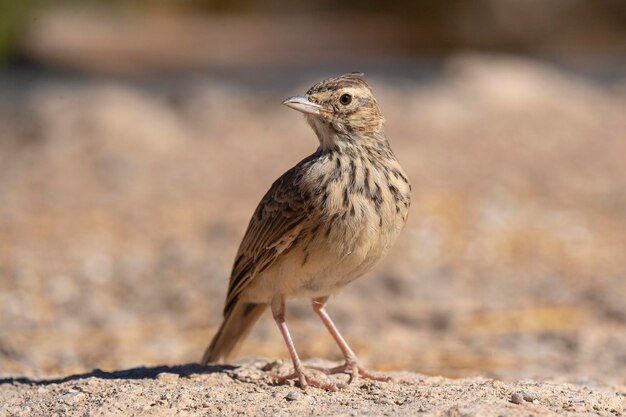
[202,74,411,391]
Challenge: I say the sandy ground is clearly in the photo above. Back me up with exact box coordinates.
[1,54,626,414]
[1,358,625,417]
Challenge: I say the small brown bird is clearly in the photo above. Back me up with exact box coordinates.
[201,74,411,390]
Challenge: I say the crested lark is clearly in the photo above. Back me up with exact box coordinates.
[201,74,411,391]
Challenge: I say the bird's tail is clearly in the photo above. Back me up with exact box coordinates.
[201,301,267,364]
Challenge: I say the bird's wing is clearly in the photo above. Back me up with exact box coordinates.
[223,164,312,315]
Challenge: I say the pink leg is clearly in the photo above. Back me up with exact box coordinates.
[312,297,391,384]
[271,295,337,391]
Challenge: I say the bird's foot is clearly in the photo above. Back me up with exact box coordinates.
[315,360,392,384]
[272,367,339,392]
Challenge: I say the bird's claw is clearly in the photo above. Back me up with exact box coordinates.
[272,368,340,392]
[314,361,392,384]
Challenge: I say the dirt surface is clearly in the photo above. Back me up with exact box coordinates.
[1,358,625,417]
[1,54,625,415]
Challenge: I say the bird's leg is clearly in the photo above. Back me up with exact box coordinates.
[270,295,337,391]
[312,296,391,384]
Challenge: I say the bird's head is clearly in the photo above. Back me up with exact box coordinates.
[282,74,385,149]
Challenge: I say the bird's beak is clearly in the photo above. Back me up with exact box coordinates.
[282,96,325,116]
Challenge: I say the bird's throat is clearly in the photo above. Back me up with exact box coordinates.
[307,116,388,154]
[307,116,337,151]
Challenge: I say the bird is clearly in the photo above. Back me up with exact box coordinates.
[201,73,411,391]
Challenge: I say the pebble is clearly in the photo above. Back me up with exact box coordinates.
[510,392,524,404]
[261,360,283,372]
[61,392,86,405]
[285,391,299,401]
[522,391,538,402]
[156,372,180,383]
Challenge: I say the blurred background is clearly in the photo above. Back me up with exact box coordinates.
[0,0,625,385]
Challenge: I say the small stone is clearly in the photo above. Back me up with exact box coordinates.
[510,392,524,404]
[61,392,86,404]
[522,391,538,402]
[261,360,283,371]
[157,372,180,382]
[85,377,100,386]
[285,391,299,401]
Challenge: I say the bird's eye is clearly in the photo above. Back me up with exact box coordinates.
[339,93,352,105]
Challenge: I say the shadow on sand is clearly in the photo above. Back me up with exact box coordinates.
[0,363,237,386]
